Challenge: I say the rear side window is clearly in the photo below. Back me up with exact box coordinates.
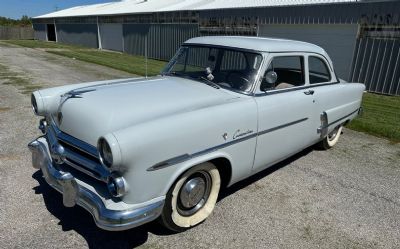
[308,56,331,84]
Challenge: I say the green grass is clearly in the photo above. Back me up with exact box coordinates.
[3,39,84,49]
[48,50,166,76]
[347,93,400,143]
[3,40,167,76]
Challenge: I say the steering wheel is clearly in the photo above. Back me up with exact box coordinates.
[226,71,251,91]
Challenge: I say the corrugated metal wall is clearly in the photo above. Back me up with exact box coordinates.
[32,24,47,40]
[351,38,400,95]
[123,24,199,61]
[31,1,400,95]
[56,24,99,48]
[258,24,358,81]
[99,23,123,51]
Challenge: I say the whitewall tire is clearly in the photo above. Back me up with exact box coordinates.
[160,162,221,232]
[318,125,343,150]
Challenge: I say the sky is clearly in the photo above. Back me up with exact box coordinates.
[0,0,118,19]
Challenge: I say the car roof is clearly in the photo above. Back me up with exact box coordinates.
[184,36,327,55]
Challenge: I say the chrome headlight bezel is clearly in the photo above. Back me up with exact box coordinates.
[98,137,113,168]
[31,93,39,115]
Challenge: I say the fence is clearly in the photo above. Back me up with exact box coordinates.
[350,37,400,96]
[0,26,34,40]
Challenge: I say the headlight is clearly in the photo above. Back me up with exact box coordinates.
[98,138,113,167]
[30,91,46,116]
[31,93,38,115]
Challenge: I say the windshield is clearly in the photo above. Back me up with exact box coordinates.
[162,45,263,93]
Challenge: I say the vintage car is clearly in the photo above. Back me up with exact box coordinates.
[28,36,364,232]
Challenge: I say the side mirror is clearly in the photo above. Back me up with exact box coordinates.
[260,71,277,92]
[265,71,277,84]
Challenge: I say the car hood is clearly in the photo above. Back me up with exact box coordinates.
[57,76,238,145]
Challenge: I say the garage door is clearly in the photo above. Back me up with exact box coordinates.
[99,23,123,52]
[258,24,358,81]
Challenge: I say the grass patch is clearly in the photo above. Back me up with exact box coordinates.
[4,40,167,76]
[48,50,166,76]
[347,93,400,143]
[0,107,11,112]
[0,63,44,94]
[3,39,84,49]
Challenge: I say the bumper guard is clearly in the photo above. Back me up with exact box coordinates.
[28,137,164,231]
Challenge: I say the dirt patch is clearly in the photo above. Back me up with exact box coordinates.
[0,107,11,112]
[0,63,44,94]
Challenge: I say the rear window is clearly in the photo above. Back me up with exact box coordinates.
[309,56,331,84]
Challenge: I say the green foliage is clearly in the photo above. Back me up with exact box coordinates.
[0,15,32,27]
[347,93,400,143]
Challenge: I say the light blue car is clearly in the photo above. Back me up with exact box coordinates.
[29,36,365,232]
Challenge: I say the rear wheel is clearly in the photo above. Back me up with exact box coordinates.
[160,162,221,232]
[317,125,343,150]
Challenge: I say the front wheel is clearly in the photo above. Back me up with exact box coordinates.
[160,162,221,232]
[317,125,343,150]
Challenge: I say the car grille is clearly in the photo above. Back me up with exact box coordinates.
[46,119,110,182]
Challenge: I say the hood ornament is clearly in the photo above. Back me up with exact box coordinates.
[60,89,96,103]
[58,89,96,112]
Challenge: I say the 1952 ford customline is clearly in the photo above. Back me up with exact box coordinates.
[28,36,365,232]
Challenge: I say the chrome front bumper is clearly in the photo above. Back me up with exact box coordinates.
[28,137,164,231]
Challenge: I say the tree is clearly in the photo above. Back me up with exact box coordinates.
[0,16,32,27]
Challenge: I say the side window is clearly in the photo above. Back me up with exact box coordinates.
[260,56,305,91]
[308,56,331,84]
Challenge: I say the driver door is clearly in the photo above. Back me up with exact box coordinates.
[252,53,318,172]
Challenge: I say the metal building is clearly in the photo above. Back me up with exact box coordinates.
[32,0,400,96]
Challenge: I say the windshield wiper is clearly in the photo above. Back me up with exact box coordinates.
[198,76,220,89]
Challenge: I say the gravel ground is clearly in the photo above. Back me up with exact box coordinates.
[0,43,399,249]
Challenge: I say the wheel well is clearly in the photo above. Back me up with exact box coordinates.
[210,157,232,189]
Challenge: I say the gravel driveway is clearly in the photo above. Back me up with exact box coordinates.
[0,42,399,249]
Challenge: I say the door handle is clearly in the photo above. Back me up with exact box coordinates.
[304,90,315,95]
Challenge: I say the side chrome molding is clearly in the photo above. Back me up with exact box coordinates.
[148,117,308,171]
[317,108,360,136]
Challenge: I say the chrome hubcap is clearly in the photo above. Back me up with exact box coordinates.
[177,171,211,216]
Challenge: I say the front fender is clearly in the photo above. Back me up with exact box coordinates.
[160,151,234,198]
[114,97,258,204]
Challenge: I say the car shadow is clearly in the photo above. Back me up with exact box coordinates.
[32,171,176,249]
[31,146,313,248]
[218,146,314,200]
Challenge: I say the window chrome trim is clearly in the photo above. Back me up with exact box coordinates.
[183,43,262,54]
[254,81,340,97]
[147,117,308,171]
